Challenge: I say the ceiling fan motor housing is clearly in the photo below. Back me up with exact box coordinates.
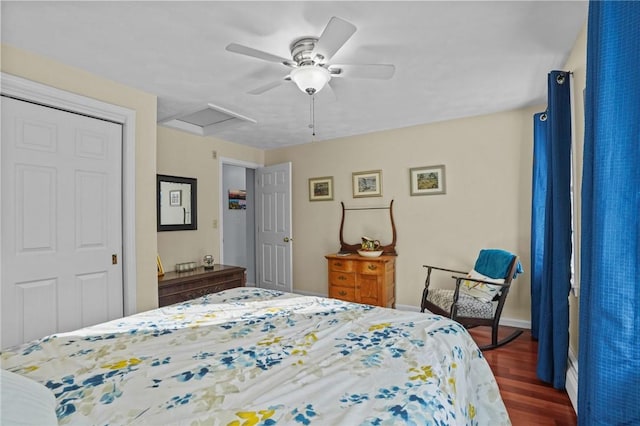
[290,37,322,65]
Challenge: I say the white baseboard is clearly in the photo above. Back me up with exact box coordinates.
[292,289,326,297]
[566,347,578,413]
[394,303,420,312]
[395,303,532,329]
[498,317,532,329]
[290,294,534,329]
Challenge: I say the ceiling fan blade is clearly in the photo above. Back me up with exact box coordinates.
[247,78,289,95]
[226,43,295,67]
[328,64,396,79]
[312,17,357,62]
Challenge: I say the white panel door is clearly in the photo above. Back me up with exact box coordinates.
[1,96,123,348]
[255,162,292,292]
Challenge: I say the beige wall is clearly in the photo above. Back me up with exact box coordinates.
[3,21,587,329]
[156,126,264,270]
[267,106,540,322]
[563,24,587,356]
[1,44,159,312]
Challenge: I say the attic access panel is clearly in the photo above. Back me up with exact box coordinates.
[159,103,256,136]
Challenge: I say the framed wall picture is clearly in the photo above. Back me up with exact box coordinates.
[169,189,182,206]
[157,174,197,231]
[409,164,446,196]
[309,176,333,201]
[352,170,382,198]
[228,189,247,209]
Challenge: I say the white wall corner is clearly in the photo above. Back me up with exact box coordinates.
[566,347,579,414]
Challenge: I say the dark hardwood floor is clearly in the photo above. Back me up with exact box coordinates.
[467,326,577,426]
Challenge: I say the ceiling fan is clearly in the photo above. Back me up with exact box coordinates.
[226,16,395,96]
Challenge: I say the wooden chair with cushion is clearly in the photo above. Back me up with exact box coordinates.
[421,249,523,350]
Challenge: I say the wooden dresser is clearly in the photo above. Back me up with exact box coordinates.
[158,265,246,307]
[325,253,396,308]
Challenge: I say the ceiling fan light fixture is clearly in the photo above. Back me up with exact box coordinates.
[290,65,330,95]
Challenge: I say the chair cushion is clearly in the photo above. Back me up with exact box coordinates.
[460,269,504,303]
[426,288,494,319]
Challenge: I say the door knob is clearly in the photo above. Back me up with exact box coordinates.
[283,237,293,243]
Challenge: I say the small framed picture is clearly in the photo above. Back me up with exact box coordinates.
[309,176,333,201]
[410,165,446,196]
[352,170,382,198]
[169,190,182,206]
[228,189,247,209]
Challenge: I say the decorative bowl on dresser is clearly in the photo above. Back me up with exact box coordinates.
[357,249,383,258]
[325,253,396,308]
[158,264,246,307]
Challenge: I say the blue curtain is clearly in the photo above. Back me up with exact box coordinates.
[531,70,572,390]
[579,2,640,424]
[530,112,547,340]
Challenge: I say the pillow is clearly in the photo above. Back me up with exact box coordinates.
[460,269,505,303]
[1,369,58,425]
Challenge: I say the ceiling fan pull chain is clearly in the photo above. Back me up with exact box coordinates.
[309,94,316,136]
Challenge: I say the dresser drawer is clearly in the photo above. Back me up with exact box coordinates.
[329,259,354,272]
[182,281,241,301]
[359,261,384,275]
[329,285,356,302]
[158,265,246,307]
[329,271,355,287]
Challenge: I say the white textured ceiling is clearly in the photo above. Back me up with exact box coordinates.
[1,1,588,150]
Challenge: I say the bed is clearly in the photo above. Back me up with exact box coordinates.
[1,288,510,425]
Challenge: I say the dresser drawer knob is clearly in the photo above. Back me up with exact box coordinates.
[338,290,347,296]
[338,275,347,281]
[335,262,342,267]
[368,264,377,271]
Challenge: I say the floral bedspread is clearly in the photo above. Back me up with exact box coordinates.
[1,288,510,425]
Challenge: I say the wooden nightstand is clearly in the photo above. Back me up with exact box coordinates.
[158,265,246,307]
[325,253,396,308]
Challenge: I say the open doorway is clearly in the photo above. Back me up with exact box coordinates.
[221,160,257,286]
[220,159,292,292]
